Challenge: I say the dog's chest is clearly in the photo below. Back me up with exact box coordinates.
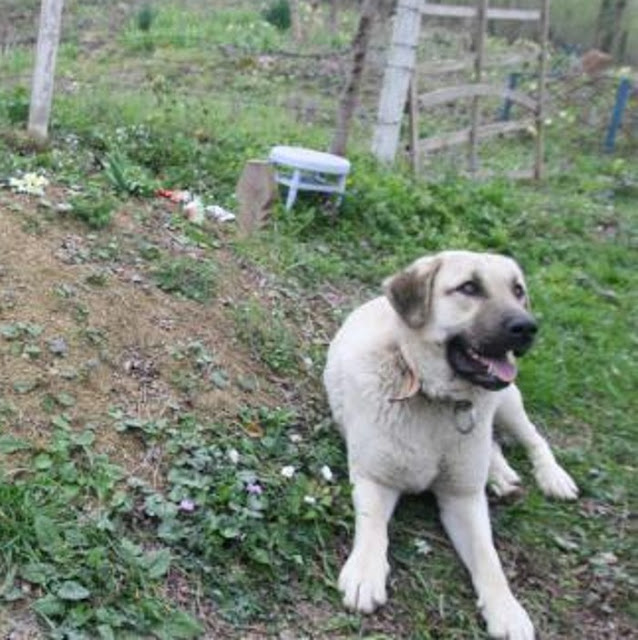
[366,397,495,493]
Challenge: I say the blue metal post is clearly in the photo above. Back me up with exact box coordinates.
[500,72,520,121]
[604,77,632,152]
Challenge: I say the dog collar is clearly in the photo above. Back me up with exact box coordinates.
[389,350,476,433]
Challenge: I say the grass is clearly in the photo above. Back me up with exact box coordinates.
[0,1,636,638]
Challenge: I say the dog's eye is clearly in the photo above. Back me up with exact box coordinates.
[513,283,526,300]
[457,281,481,296]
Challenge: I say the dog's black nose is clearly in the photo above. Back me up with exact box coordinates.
[504,314,538,347]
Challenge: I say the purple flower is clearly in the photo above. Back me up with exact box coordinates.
[246,482,263,495]
[179,498,196,512]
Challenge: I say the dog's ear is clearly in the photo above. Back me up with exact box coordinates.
[384,258,441,329]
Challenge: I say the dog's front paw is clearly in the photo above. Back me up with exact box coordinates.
[534,461,578,500]
[338,551,389,613]
[480,596,535,640]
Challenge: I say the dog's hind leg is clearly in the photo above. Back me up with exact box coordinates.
[495,385,578,500]
[338,477,400,613]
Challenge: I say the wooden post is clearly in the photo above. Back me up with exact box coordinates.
[468,0,487,174]
[328,0,338,37]
[28,0,65,143]
[235,160,277,236]
[534,0,550,180]
[371,0,422,164]
[408,77,420,175]
[289,0,302,43]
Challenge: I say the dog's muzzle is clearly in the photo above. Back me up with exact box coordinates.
[446,312,538,391]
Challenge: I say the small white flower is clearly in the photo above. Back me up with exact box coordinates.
[303,495,316,505]
[320,465,333,482]
[228,448,239,465]
[288,432,302,444]
[8,172,49,196]
[280,465,296,479]
[414,538,432,556]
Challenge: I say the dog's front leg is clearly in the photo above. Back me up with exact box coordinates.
[496,386,578,500]
[339,476,400,613]
[436,491,535,640]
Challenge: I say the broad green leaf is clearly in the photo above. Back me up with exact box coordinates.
[57,580,91,601]
[154,610,204,640]
[24,323,44,337]
[55,392,76,408]
[33,594,65,617]
[34,515,63,555]
[97,625,115,640]
[0,324,20,340]
[0,436,31,453]
[21,562,55,585]
[71,430,95,446]
[51,414,71,429]
[144,548,171,579]
[12,379,38,394]
[34,453,53,470]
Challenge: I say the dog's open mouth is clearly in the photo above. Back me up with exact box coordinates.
[446,336,517,391]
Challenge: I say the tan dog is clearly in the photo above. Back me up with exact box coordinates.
[323,251,577,640]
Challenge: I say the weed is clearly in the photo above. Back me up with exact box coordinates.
[153,257,217,302]
[233,300,299,375]
[115,407,348,622]
[0,421,202,638]
[103,150,156,197]
[68,191,117,229]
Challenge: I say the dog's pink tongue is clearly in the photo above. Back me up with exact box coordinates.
[488,357,517,383]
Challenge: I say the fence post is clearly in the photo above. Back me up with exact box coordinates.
[371,0,422,164]
[468,0,488,173]
[27,0,65,143]
[534,0,550,180]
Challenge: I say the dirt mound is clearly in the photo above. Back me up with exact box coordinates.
[0,191,283,475]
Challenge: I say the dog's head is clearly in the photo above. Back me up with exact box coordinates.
[384,251,537,391]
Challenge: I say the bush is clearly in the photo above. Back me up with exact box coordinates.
[2,87,29,125]
[262,0,291,31]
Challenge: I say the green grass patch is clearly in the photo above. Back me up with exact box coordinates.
[153,256,217,302]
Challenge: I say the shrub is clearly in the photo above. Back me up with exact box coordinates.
[262,0,291,31]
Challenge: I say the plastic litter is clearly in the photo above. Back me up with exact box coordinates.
[206,205,236,222]
[156,188,235,224]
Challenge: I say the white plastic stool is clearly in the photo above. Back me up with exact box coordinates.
[268,145,351,211]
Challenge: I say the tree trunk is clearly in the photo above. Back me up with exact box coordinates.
[330,0,377,157]
[610,0,628,59]
[595,0,627,56]
[28,0,65,143]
